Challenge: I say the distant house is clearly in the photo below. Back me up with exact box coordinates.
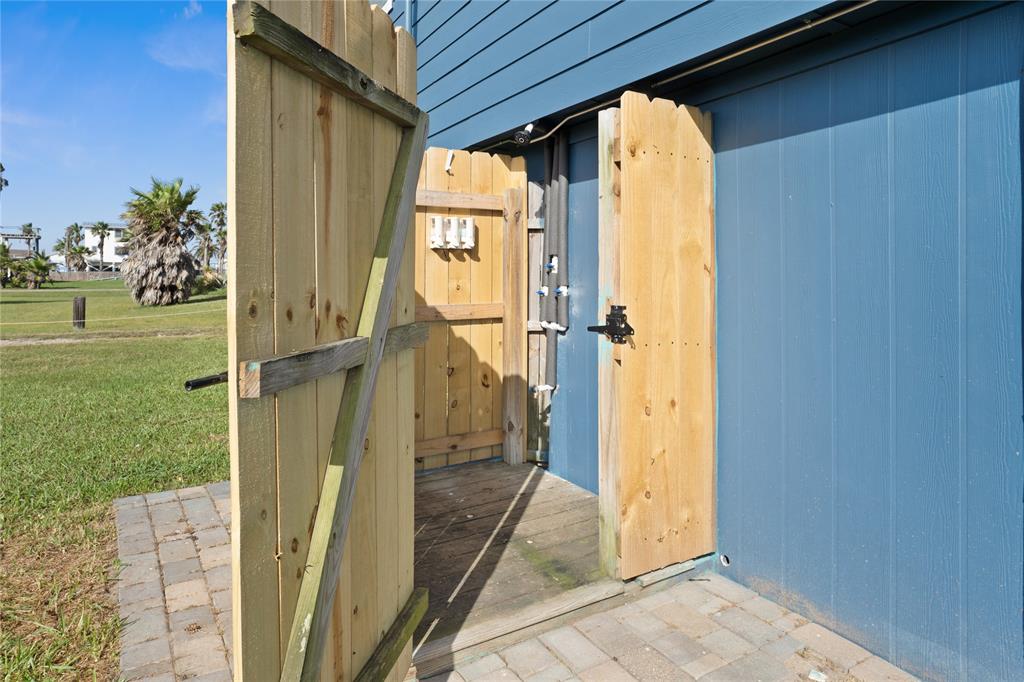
[0,230,41,259]
[81,224,129,271]
[49,224,129,272]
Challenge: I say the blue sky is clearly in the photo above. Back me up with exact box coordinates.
[1,0,227,249]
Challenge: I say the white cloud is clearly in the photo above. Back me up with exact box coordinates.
[146,12,225,76]
[183,1,203,20]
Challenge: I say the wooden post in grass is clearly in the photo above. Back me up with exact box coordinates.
[72,297,85,329]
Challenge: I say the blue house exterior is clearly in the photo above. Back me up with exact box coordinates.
[391,2,1024,680]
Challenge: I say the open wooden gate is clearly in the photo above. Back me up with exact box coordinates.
[597,92,716,580]
[228,1,426,679]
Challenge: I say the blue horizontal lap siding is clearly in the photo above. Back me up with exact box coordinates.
[698,4,1023,680]
[399,0,832,148]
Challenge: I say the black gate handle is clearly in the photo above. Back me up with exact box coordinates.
[587,305,634,344]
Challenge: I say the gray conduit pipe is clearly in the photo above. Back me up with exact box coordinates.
[540,134,569,393]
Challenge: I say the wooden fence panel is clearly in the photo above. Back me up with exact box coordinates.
[413,150,526,469]
[228,2,417,679]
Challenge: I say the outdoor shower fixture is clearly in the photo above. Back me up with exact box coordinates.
[428,216,476,250]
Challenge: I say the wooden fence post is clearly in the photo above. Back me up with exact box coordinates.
[72,297,86,329]
[502,187,526,465]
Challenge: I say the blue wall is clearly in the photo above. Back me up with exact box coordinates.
[391,0,832,149]
[547,122,600,493]
[683,3,1023,680]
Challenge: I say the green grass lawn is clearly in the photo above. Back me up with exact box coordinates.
[0,280,230,678]
[0,278,227,339]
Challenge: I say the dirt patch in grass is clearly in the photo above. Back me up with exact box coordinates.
[0,507,120,679]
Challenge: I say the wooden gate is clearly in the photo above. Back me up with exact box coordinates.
[597,92,716,580]
[413,149,528,469]
[228,1,426,679]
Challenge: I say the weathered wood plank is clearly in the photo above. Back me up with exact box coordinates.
[416,188,503,212]
[393,24,418,682]
[269,0,318,653]
[445,150,473,466]
[227,5,280,674]
[414,428,505,459]
[240,323,428,399]
[597,107,622,579]
[353,588,428,682]
[279,109,428,682]
[232,1,419,128]
[468,151,497,462]
[343,2,377,673]
[415,303,503,322]
[369,9,401,680]
[501,183,527,465]
[311,4,348,679]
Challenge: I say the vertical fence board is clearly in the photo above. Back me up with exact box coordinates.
[312,4,348,679]
[469,151,495,461]
[371,4,400,669]
[228,6,280,675]
[393,25,417,678]
[445,150,473,465]
[345,0,377,671]
[268,0,319,648]
[422,147,451,468]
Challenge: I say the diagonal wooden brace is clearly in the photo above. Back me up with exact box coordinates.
[280,111,428,682]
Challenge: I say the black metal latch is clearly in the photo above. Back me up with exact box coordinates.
[587,305,634,344]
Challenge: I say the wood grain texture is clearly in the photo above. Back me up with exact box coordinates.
[416,188,504,212]
[227,5,280,675]
[415,302,503,322]
[311,4,348,678]
[614,92,715,579]
[445,150,473,466]
[501,179,527,465]
[413,149,520,469]
[268,0,318,651]
[393,24,417,682]
[230,3,424,679]
[469,151,496,461]
[596,107,622,579]
[414,428,504,458]
[353,588,428,682]
[238,322,428,399]
[233,0,419,127]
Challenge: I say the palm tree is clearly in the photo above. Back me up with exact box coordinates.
[120,178,202,306]
[0,242,12,287]
[193,219,215,269]
[209,202,227,274]
[22,252,53,289]
[63,223,83,269]
[68,245,91,271]
[91,221,111,271]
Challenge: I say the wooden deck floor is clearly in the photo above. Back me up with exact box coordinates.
[414,461,602,646]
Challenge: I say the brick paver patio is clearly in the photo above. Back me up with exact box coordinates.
[115,485,917,681]
[424,574,919,681]
[114,482,232,681]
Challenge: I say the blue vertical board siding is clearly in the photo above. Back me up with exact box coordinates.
[831,47,893,645]
[779,67,834,620]
[694,3,1023,680]
[547,122,600,493]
